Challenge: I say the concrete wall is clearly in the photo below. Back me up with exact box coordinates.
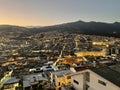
[89,71,120,90]
[71,70,120,90]
[71,73,84,90]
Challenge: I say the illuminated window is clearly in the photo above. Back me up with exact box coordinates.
[67,76,71,79]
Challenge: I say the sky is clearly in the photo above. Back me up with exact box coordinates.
[0,0,120,26]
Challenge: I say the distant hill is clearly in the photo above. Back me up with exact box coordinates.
[0,21,120,38]
[0,25,28,32]
[29,21,120,38]
[0,25,29,37]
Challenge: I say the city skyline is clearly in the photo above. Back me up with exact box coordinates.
[0,0,120,26]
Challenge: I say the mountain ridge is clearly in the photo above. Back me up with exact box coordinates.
[0,20,120,38]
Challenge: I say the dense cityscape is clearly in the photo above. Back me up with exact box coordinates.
[0,30,120,90]
[0,0,120,90]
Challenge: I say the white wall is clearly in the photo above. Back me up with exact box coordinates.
[89,71,120,90]
[71,73,84,90]
[71,70,120,90]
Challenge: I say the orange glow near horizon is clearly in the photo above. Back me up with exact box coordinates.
[0,12,60,26]
[0,17,58,26]
[0,21,54,26]
[0,0,119,27]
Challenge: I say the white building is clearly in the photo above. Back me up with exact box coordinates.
[62,66,120,90]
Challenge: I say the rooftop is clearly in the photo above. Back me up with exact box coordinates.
[4,77,19,85]
[23,73,47,82]
[73,65,89,72]
[109,64,120,73]
[23,73,47,87]
[52,70,73,77]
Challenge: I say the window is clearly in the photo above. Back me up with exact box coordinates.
[73,80,79,85]
[98,80,106,86]
[85,84,90,90]
[58,87,61,90]
[67,76,71,79]
[58,82,60,86]
[86,72,90,82]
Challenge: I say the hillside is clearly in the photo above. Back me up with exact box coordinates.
[0,21,120,38]
[0,25,29,37]
[29,21,120,38]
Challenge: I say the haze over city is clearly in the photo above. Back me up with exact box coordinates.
[0,0,120,26]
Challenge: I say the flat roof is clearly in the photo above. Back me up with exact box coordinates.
[52,70,73,77]
[23,81,31,88]
[4,77,19,85]
[23,73,47,82]
[109,64,120,73]
[23,73,47,88]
